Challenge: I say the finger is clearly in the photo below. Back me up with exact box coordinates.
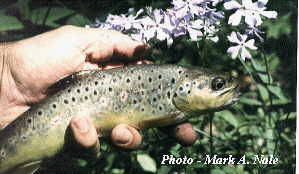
[70,116,100,153]
[159,123,197,146]
[82,29,149,62]
[111,124,142,149]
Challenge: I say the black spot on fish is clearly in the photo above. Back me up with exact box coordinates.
[38,111,42,116]
[185,74,189,78]
[67,89,71,93]
[64,100,69,104]
[159,106,163,111]
[127,79,130,83]
[27,118,32,124]
[174,93,177,97]
[153,97,157,102]
[95,81,99,85]
[77,89,80,93]
[141,108,145,112]
[149,77,152,83]
[158,75,162,79]
[94,91,97,95]
[187,90,191,94]
[84,96,88,100]
[113,79,117,83]
[179,86,184,91]
[72,97,76,102]
[52,104,56,109]
[138,76,141,80]
[101,81,104,85]
[167,91,171,99]
[133,99,137,104]
[158,84,162,90]
[141,91,145,95]
[85,87,89,92]
[171,78,175,84]
[109,87,112,92]
[178,70,182,74]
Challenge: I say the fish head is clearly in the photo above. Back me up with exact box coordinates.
[173,68,241,115]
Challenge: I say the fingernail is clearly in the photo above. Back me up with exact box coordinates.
[114,126,132,145]
[72,117,90,133]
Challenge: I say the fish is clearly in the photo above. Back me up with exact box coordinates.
[0,64,240,174]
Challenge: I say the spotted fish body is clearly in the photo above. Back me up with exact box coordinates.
[0,64,240,173]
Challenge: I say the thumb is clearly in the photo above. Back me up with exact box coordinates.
[70,116,100,153]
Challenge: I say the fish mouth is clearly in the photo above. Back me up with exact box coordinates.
[226,85,241,106]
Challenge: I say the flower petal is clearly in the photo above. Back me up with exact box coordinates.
[188,28,202,41]
[242,0,254,7]
[244,39,257,50]
[228,10,244,26]
[224,0,242,10]
[227,45,241,59]
[227,32,240,44]
[261,11,278,19]
[240,47,252,60]
[245,12,258,27]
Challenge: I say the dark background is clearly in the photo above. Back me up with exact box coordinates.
[0,0,296,173]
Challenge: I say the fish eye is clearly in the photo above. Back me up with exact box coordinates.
[212,77,226,91]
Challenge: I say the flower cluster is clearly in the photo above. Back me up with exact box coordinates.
[88,0,277,60]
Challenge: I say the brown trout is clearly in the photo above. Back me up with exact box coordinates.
[0,64,240,173]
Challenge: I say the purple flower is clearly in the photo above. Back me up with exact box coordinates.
[105,9,144,31]
[172,0,204,20]
[138,9,174,46]
[224,0,278,26]
[227,31,257,60]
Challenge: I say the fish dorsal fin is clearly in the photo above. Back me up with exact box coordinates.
[46,70,98,95]
[4,161,41,174]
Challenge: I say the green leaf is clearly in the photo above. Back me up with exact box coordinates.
[251,59,266,72]
[279,112,296,120]
[66,14,92,26]
[211,168,225,174]
[30,7,74,27]
[268,85,289,101]
[111,168,125,174]
[257,84,269,102]
[137,154,157,173]
[217,111,240,128]
[17,0,31,19]
[157,166,171,174]
[240,97,263,106]
[0,15,24,31]
[258,73,273,84]
[263,13,291,39]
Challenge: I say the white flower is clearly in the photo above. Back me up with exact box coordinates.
[227,31,257,60]
[140,9,174,46]
[224,0,278,26]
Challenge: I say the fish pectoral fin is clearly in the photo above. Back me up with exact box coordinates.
[139,111,182,129]
[5,161,41,174]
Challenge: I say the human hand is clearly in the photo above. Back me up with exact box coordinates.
[0,25,197,152]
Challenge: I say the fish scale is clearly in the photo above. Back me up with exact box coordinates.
[0,64,240,174]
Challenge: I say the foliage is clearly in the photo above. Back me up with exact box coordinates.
[0,0,296,173]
